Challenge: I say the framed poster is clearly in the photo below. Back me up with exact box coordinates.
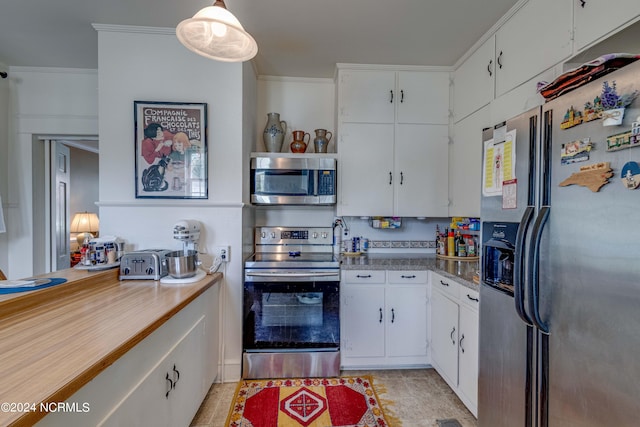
[134,101,207,199]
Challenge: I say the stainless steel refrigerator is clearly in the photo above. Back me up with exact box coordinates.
[478,59,640,427]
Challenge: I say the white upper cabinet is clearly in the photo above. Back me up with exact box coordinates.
[453,36,495,123]
[449,105,490,218]
[395,124,449,217]
[338,68,450,125]
[338,70,396,123]
[494,0,573,98]
[336,66,450,217]
[573,0,640,51]
[396,71,450,125]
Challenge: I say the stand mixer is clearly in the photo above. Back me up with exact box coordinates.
[160,219,205,284]
[173,219,201,253]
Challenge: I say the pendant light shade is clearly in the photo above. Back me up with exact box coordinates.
[176,0,258,62]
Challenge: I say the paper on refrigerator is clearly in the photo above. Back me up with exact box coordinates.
[482,129,516,197]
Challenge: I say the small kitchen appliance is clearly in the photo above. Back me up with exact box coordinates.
[161,219,205,283]
[119,249,171,280]
[243,226,340,379]
[250,156,337,205]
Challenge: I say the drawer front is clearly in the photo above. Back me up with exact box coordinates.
[387,270,428,284]
[342,270,386,284]
[431,272,460,299]
[459,287,480,310]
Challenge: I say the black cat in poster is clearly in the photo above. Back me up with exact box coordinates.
[142,156,170,192]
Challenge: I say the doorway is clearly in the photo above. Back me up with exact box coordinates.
[33,137,99,274]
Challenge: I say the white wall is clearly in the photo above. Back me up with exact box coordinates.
[256,76,335,153]
[6,67,98,279]
[95,25,256,382]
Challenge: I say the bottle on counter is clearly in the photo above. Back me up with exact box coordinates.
[466,235,476,257]
[448,229,455,257]
[455,230,466,257]
[435,225,441,255]
[455,231,464,257]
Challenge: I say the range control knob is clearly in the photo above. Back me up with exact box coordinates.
[270,232,276,238]
[321,232,328,239]
[312,232,318,238]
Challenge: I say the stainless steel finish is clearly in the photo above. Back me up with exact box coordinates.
[243,350,340,379]
[479,61,640,427]
[250,157,337,205]
[251,156,336,171]
[165,250,199,279]
[119,249,171,280]
[541,62,640,426]
[243,225,340,379]
[478,284,528,427]
[244,270,340,282]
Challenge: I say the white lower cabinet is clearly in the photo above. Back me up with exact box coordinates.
[341,270,428,368]
[36,285,220,427]
[430,272,479,417]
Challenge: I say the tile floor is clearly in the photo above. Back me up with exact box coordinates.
[190,368,477,427]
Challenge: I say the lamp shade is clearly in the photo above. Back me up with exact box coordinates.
[70,212,99,234]
[176,0,258,62]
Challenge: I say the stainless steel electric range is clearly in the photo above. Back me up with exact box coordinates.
[243,226,340,379]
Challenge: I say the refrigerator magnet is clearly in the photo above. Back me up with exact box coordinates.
[606,130,636,151]
[620,162,640,190]
[559,162,613,192]
[561,138,592,165]
[560,106,583,129]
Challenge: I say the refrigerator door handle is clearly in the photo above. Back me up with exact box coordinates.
[528,205,550,334]
[515,205,535,326]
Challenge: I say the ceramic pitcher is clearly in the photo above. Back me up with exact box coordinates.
[313,129,332,153]
[263,113,287,152]
[290,130,310,153]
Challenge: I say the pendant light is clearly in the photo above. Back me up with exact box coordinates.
[176,0,258,62]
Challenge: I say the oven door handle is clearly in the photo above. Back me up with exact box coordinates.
[245,272,339,278]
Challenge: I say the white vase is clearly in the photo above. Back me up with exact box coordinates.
[602,108,625,126]
[262,113,287,152]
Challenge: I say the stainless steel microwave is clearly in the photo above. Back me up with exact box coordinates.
[250,156,336,205]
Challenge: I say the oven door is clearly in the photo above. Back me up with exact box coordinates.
[243,280,339,351]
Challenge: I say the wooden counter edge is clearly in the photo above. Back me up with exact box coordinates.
[5,271,222,427]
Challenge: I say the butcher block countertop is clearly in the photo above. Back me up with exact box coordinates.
[0,268,222,427]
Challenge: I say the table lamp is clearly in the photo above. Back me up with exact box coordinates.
[70,212,99,246]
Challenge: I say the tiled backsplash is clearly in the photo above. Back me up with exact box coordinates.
[369,240,437,249]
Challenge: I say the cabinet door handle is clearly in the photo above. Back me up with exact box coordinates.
[400,171,404,185]
[390,90,394,103]
[487,59,493,77]
[450,326,456,345]
[466,294,479,302]
[460,333,466,353]
[379,307,383,323]
[389,172,393,185]
[497,51,503,69]
[356,274,371,278]
[391,308,395,323]
[579,0,586,7]
[401,275,416,279]
[440,280,449,287]
[400,89,404,103]
[165,373,173,399]
[172,364,180,389]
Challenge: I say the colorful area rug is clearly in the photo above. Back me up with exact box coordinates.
[225,375,399,427]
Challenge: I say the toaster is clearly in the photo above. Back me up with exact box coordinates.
[119,249,171,280]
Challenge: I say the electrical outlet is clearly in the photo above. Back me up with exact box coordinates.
[215,246,230,262]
